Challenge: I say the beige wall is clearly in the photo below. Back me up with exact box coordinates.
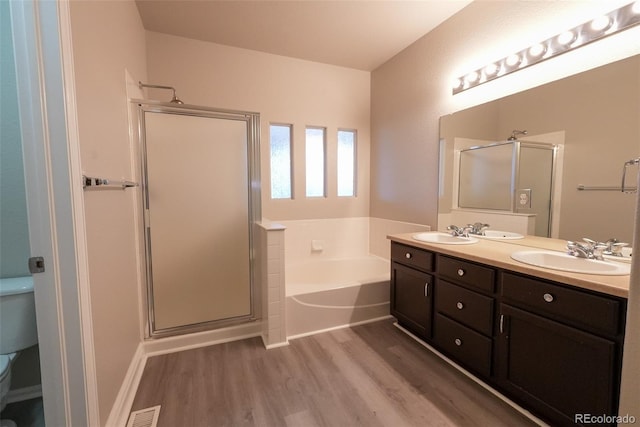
[144,32,371,221]
[371,0,640,226]
[70,1,147,424]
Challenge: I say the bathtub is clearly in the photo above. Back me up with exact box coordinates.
[285,256,391,338]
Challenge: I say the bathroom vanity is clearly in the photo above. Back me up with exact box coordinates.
[388,233,628,427]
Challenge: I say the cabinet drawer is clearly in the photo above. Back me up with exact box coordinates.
[438,255,495,293]
[501,272,623,337]
[391,242,434,272]
[436,280,494,336]
[434,314,492,377]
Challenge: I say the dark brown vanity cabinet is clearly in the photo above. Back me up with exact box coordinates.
[389,241,627,427]
[497,272,626,427]
[433,256,496,378]
[390,243,434,338]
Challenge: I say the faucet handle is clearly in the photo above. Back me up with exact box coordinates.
[592,244,607,260]
[610,242,629,256]
[447,225,461,236]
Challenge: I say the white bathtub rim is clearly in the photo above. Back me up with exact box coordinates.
[286,275,389,297]
[290,297,389,310]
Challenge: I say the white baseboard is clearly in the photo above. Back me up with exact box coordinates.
[143,321,262,358]
[105,343,147,427]
[263,336,290,349]
[6,384,42,404]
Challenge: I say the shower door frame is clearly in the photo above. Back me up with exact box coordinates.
[134,100,261,338]
[457,140,557,237]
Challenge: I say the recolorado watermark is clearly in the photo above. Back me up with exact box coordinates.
[575,413,636,424]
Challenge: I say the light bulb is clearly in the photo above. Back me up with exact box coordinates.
[632,1,640,14]
[590,15,612,32]
[505,54,521,67]
[484,63,499,76]
[465,71,479,84]
[557,30,576,46]
[528,43,546,58]
[452,78,463,90]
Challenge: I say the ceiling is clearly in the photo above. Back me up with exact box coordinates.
[135,0,472,71]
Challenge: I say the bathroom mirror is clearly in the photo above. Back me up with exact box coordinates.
[439,54,640,244]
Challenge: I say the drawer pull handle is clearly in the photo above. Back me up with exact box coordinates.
[424,282,430,297]
[457,268,465,277]
[405,253,412,259]
[456,302,464,310]
[454,338,462,346]
[543,293,555,303]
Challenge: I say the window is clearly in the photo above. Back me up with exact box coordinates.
[269,124,292,199]
[337,129,356,197]
[305,127,326,197]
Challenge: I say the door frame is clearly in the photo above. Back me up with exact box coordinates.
[10,0,98,425]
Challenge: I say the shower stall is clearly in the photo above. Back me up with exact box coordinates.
[458,140,556,237]
[134,101,260,337]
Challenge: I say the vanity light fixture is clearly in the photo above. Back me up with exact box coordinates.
[453,1,640,94]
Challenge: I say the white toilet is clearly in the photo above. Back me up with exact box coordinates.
[0,276,38,427]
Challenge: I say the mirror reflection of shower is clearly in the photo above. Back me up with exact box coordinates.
[138,81,184,104]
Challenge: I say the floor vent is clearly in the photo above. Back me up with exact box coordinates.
[126,405,161,427]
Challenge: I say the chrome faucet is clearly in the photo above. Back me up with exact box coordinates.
[447,225,472,237]
[468,222,490,236]
[566,241,601,259]
[566,238,628,260]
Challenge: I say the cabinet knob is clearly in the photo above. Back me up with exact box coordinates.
[456,302,464,310]
[454,338,462,346]
[457,268,465,277]
[543,293,555,303]
[405,253,412,259]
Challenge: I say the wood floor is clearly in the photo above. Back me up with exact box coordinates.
[130,320,540,427]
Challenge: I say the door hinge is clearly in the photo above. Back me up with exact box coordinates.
[28,256,45,274]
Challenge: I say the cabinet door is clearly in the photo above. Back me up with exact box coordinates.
[391,262,432,338]
[497,304,618,427]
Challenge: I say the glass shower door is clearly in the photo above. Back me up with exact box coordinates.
[142,110,252,334]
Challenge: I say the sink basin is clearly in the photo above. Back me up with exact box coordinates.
[511,250,631,275]
[412,232,478,245]
[479,230,524,240]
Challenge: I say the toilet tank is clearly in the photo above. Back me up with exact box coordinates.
[0,277,38,354]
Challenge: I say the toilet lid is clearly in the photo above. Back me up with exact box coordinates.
[0,276,34,296]
[0,354,10,379]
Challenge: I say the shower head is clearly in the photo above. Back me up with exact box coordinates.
[139,81,184,104]
[169,91,184,104]
[508,129,527,141]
